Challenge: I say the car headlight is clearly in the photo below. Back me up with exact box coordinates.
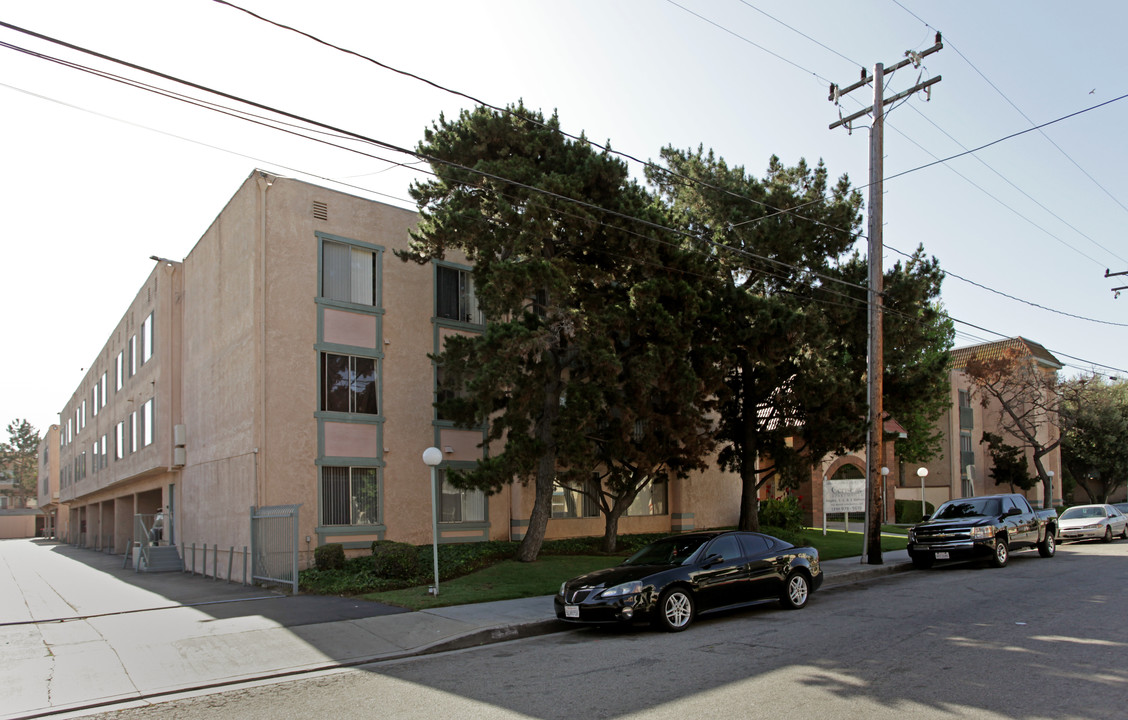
[559,582,567,596]
[908,528,917,542]
[969,526,994,540]
[599,580,643,598]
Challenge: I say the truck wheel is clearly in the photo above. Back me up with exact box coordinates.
[1102,527,1113,543]
[1121,525,1128,540]
[1038,531,1055,558]
[990,538,1009,568]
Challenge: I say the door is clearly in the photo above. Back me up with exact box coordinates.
[738,533,783,600]
[692,534,751,611]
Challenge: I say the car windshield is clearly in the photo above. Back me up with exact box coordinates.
[622,536,712,567]
[1061,506,1105,519]
[934,497,1003,519]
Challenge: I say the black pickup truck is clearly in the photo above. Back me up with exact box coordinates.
[907,493,1058,569]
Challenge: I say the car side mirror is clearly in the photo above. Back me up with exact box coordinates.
[920,514,930,522]
[1005,507,1022,517]
[702,553,723,566]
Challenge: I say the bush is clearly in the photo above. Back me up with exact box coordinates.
[895,499,935,524]
[760,496,803,532]
[371,540,422,579]
[314,543,345,571]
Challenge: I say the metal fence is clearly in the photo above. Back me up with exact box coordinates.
[250,504,300,595]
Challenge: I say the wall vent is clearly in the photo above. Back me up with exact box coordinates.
[313,201,328,221]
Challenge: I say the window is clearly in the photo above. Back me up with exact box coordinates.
[92,384,99,417]
[320,466,379,526]
[321,353,378,415]
[439,470,486,523]
[321,240,377,305]
[436,266,483,325]
[116,351,124,391]
[958,389,971,408]
[100,373,107,408]
[129,411,137,453]
[705,535,742,562]
[140,313,153,365]
[435,365,470,422]
[552,479,599,519]
[128,336,136,377]
[627,480,668,516]
[114,421,125,460]
[140,399,154,448]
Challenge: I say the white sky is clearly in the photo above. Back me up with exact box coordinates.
[2,0,1126,436]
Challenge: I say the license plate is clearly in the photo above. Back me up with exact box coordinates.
[565,605,579,618]
[935,552,949,560]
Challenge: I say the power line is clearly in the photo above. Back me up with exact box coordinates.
[885,243,1128,327]
[4,18,1122,378]
[0,22,875,299]
[212,0,1127,306]
[890,0,1128,219]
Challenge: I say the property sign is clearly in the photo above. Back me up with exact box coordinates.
[824,478,865,514]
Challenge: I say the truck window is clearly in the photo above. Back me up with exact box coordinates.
[1013,496,1033,514]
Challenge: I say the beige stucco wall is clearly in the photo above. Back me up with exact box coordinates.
[0,514,39,539]
[917,365,1062,509]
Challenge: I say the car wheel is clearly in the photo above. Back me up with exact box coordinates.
[780,571,810,609]
[990,538,1009,568]
[655,587,694,632]
[1103,526,1113,543]
[1038,531,1056,558]
[910,554,934,570]
[1121,526,1128,540]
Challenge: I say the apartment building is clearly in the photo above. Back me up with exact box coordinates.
[50,170,741,571]
[37,425,62,538]
[900,337,1064,510]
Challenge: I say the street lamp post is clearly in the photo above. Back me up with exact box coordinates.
[917,467,929,518]
[1046,470,1055,509]
[422,447,443,596]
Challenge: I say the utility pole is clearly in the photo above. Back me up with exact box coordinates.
[1105,268,1128,298]
[829,34,942,565]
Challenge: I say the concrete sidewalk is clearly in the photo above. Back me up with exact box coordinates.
[1,540,911,720]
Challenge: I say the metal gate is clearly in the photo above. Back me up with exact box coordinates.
[250,504,300,595]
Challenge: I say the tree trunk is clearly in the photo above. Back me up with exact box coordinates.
[602,508,623,554]
[517,371,563,563]
[517,461,555,562]
[738,472,761,532]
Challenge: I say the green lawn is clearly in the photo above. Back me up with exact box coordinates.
[362,555,618,610]
[361,529,909,611]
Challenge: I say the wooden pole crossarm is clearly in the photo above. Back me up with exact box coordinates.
[830,76,942,130]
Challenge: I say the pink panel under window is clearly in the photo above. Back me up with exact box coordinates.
[324,422,379,458]
[323,308,377,348]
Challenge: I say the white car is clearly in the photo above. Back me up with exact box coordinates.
[1058,504,1128,543]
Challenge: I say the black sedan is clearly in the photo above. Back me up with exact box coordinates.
[554,531,822,632]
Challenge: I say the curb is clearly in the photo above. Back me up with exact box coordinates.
[821,561,915,589]
[415,618,571,656]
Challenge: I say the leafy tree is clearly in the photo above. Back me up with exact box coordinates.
[964,347,1065,508]
[981,431,1036,492]
[0,419,40,500]
[1060,375,1128,503]
[648,148,868,531]
[401,103,715,561]
[557,247,722,552]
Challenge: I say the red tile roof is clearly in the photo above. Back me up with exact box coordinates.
[948,336,1063,371]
